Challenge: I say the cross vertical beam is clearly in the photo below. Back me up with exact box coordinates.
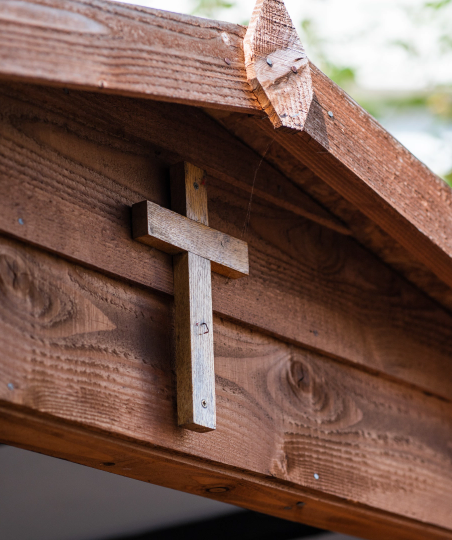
[132,162,249,433]
[171,163,215,432]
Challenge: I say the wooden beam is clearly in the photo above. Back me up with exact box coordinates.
[1,235,452,539]
[3,0,451,291]
[0,0,259,113]
[132,200,249,279]
[244,0,313,132]
[1,82,452,403]
[254,64,452,291]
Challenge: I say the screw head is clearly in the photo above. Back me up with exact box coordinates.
[201,399,207,408]
[328,111,334,118]
[266,57,273,67]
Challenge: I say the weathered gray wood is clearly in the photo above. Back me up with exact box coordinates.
[244,0,312,132]
[172,162,216,432]
[174,252,215,432]
[132,200,249,279]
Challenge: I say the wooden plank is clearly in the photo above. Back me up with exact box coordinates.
[132,200,249,279]
[2,409,452,540]
[174,252,215,431]
[207,108,452,317]
[1,235,452,537]
[244,0,313,132]
[1,83,452,402]
[0,0,259,113]
[255,63,452,290]
[2,0,452,289]
[172,162,216,432]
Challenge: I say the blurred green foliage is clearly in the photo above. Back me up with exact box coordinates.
[191,0,452,185]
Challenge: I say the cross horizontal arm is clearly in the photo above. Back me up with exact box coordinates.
[132,200,249,279]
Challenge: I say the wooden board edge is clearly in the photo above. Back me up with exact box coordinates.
[1,403,452,540]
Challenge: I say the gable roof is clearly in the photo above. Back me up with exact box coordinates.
[2,0,452,312]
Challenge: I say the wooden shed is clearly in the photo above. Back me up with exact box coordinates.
[1,0,452,538]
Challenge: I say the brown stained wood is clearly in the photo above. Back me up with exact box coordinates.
[132,200,249,279]
[3,1,452,290]
[2,410,452,540]
[1,235,452,536]
[244,0,313,132]
[1,83,452,403]
[256,63,452,291]
[0,0,259,113]
[207,108,452,316]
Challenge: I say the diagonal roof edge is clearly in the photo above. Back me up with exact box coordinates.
[1,0,452,290]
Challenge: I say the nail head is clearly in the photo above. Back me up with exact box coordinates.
[224,58,231,66]
[18,218,24,225]
[314,473,320,480]
[328,111,334,118]
[296,501,305,508]
[193,182,199,190]
[266,57,273,67]
[291,65,298,73]
[7,383,14,391]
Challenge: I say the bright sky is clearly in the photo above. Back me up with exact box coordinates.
[112,0,452,178]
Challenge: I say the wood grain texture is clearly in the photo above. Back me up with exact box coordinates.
[255,63,452,291]
[174,252,215,431]
[207,108,452,316]
[244,0,313,131]
[132,200,249,279]
[1,235,452,535]
[2,0,452,289]
[3,408,452,540]
[1,83,452,403]
[172,162,215,431]
[0,0,259,113]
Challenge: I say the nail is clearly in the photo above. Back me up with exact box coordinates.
[18,218,24,225]
[314,473,320,480]
[291,65,298,73]
[328,111,334,118]
[224,58,231,66]
[266,57,273,67]
[7,383,14,391]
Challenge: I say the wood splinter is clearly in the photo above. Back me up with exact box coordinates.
[133,162,249,432]
[244,0,313,132]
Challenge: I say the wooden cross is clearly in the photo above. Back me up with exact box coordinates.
[132,162,249,433]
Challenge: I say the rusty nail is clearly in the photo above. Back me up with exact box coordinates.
[224,58,231,65]
[201,399,208,408]
[291,65,298,73]
[266,57,273,67]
